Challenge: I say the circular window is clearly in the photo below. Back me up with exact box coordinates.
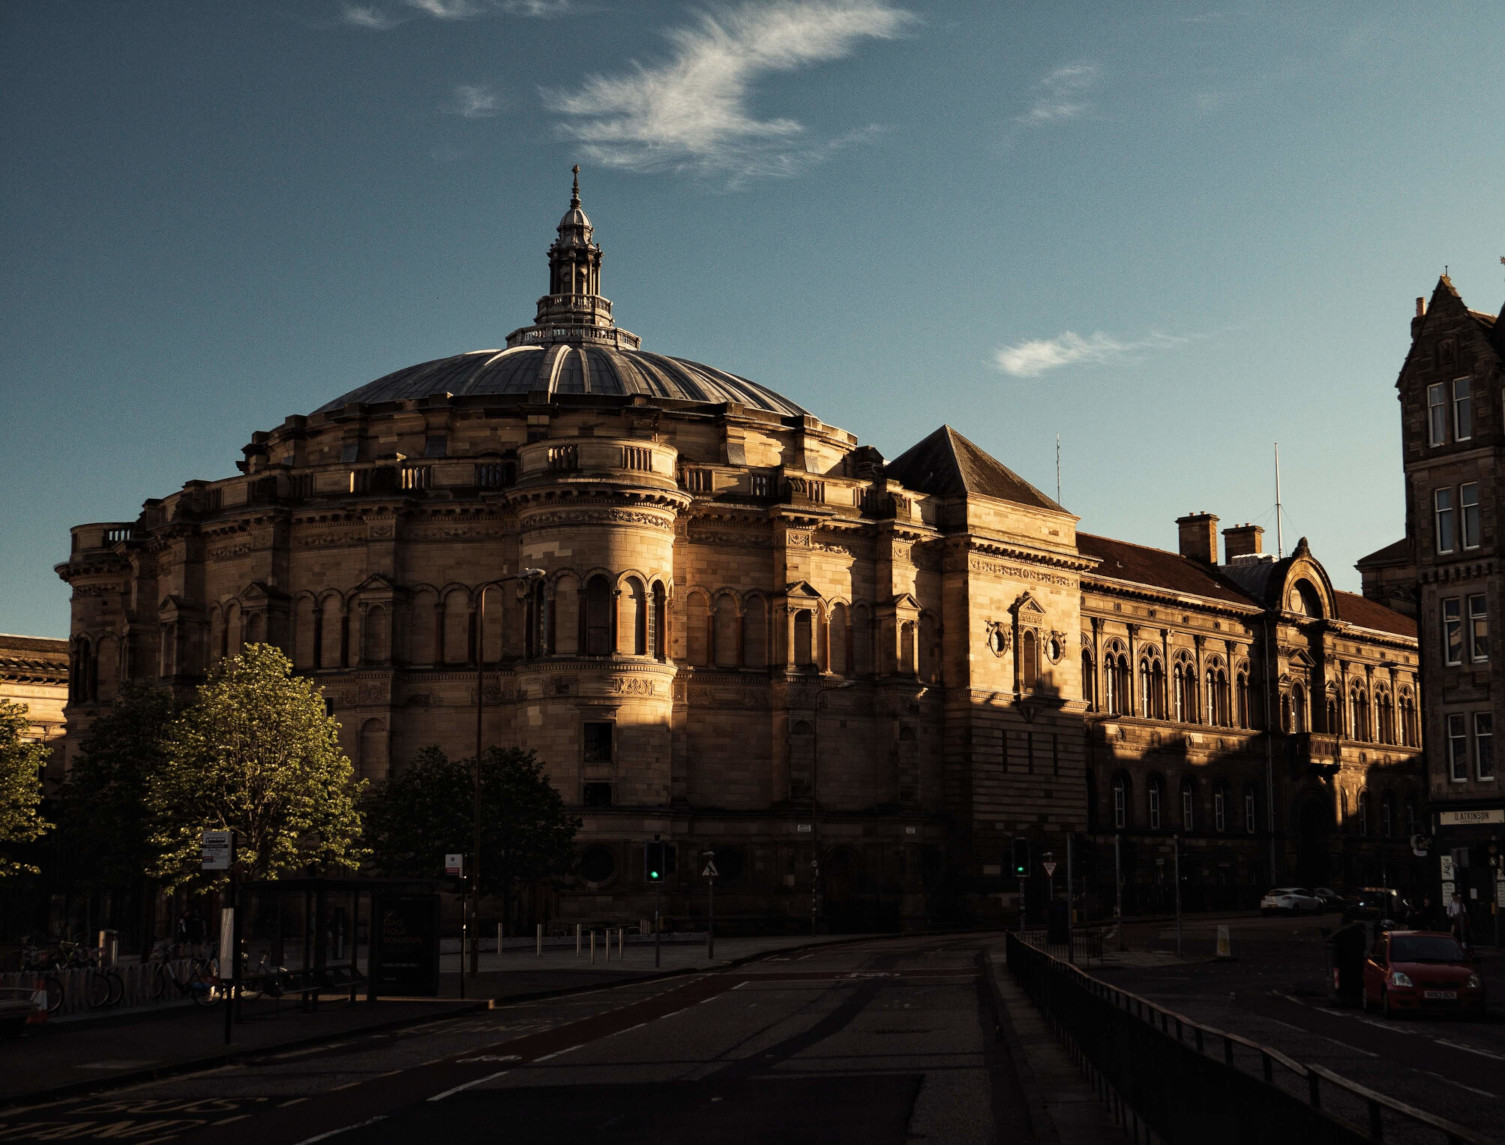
[578,845,616,885]
[987,628,1007,656]
[1046,635,1063,663]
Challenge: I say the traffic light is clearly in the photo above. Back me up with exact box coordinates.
[644,838,677,882]
[1011,838,1030,877]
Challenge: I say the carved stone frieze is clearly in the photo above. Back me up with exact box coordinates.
[969,556,1077,587]
[523,508,674,531]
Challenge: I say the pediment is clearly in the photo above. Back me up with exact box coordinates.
[352,573,400,596]
[239,580,289,603]
[784,580,824,600]
[1011,591,1046,620]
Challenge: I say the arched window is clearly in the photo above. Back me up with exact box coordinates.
[1205,661,1229,726]
[1357,790,1370,836]
[1381,792,1395,837]
[651,582,667,661]
[553,574,579,655]
[1213,783,1228,832]
[1292,682,1308,734]
[1173,655,1196,723]
[687,593,710,666]
[1349,685,1369,742]
[1244,785,1259,833]
[898,620,916,675]
[624,577,648,656]
[829,603,849,675]
[1112,774,1130,829]
[1325,687,1339,736]
[525,579,550,657]
[1139,650,1165,719]
[1081,649,1095,709]
[1400,691,1418,746]
[362,604,387,665]
[1376,691,1395,744]
[713,595,739,668]
[1235,670,1251,729]
[1020,629,1038,690]
[795,610,815,668]
[1147,776,1164,830]
[1181,778,1196,830]
[584,575,612,656]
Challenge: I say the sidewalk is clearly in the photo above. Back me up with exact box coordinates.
[0,933,866,1108]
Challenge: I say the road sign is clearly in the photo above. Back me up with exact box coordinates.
[702,859,719,878]
[201,830,233,871]
[1042,861,1057,878]
[445,853,464,877]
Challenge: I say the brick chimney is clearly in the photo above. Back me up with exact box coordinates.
[1176,512,1219,565]
[1411,296,1426,339]
[1223,523,1264,562]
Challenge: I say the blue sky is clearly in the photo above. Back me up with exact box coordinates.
[3,0,1502,638]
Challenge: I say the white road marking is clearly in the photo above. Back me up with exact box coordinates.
[427,1071,511,1102]
[1263,1017,1380,1058]
[1421,1070,1498,1099]
[455,1054,521,1063]
[292,1115,388,1143]
[534,1044,584,1062]
[1434,1039,1505,1061]
[610,1022,648,1037]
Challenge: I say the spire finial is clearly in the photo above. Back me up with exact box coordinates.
[571,165,580,206]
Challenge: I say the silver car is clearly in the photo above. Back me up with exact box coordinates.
[1260,887,1324,915]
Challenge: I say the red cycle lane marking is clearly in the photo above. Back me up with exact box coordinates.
[178,973,745,1145]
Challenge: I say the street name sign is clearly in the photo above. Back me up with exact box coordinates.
[444,853,464,877]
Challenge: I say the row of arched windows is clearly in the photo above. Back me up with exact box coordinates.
[1343,788,1419,838]
[1086,642,1251,729]
[1280,679,1418,746]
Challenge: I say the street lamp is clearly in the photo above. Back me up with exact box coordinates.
[471,566,545,977]
[810,677,857,935]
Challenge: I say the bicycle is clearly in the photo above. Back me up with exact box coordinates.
[57,940,124,1010]
[147,942,219,1007]
[17,940,64,1014]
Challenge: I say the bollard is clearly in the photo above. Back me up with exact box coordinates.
[589,931,595,965]
[536,923,543,957]
[497,923,503,957]
[1215,924,1234,961]
[618,928,624,958]
[575,923,581,958]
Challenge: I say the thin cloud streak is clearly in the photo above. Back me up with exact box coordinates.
[993,330,1190,378]
[448,83,501,118]
[1016,62,1098,126]
[338,0,570,29]
[544,0,915,184]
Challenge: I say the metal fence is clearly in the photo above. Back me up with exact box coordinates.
[1018,924,1110,965]
[1004,934,1487,1145]
[0,960,202,1019]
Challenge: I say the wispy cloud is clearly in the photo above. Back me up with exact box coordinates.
[448,83,501,118]
[1016,62,1098,126]
[340,3,405,29]
[339,0,570,29]
[544,0,915,185]
[993,331,1189,378]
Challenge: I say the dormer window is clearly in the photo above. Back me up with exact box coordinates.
[1428,382,1448,446]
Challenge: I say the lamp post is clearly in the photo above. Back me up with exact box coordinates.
[471,567,545,977]
[810,678,857,936]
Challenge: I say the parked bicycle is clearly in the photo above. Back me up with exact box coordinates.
[17,939,64,1014]
[147,942,219,1007]
[57,940,125,1010]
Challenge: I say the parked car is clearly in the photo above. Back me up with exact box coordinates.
[1362,930,1485,1018]
[1311,887,1346,911]
[1260,887,1324,915]
[1342,888,1411,926]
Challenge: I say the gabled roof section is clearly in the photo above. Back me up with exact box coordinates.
[885,426,1062,511]
[1077,533,1254,606]
[1335,591,1416,638]
[1355,538,1410,569]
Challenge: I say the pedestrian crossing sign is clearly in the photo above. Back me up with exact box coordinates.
[702,860,719,878]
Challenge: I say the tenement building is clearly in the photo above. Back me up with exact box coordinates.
[1378,274,1505,939]
[55,176,1423,930]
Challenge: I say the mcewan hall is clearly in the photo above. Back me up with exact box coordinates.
[55,177,1427,930]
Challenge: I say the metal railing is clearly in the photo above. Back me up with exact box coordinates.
[1004,934,1488,1145]
[1018,924,1109,964]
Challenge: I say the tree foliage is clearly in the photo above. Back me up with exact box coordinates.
[0,699,51,877]
[146,644,366,890]
[58,681,175,890]
[364,745,579,902]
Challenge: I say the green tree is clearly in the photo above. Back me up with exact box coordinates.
[58,681,175,890]
[146,644,366,890]
[364,745,579,925]
[0,700,51,877]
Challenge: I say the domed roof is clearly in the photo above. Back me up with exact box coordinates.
[313,169,810,420]
[312,344,809,417]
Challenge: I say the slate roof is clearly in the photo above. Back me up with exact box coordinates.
[1355,538,1410,568]
[886,426,1062,510]
[1334,591,1416,637]
[1077,533,1253,605]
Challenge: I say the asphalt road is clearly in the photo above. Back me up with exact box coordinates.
[1099,913,1505,1144]
[0,933,1033,1145]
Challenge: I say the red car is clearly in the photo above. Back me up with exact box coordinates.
[1361,930,1485,1018]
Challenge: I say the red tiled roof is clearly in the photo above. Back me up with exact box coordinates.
[1077,533,1254,605]
[1335,591,1415,637]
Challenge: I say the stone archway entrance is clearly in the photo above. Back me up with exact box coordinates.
[1294,794,1333,887]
